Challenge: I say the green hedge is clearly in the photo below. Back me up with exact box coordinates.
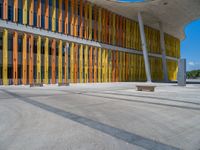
[187,70,200,79]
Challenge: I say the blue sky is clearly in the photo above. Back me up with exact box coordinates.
[181,20,200,71]
[118,0,200,71]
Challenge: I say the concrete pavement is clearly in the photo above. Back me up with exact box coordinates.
[0,82,200,150]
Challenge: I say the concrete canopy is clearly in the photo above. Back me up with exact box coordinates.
[88,0,200,40]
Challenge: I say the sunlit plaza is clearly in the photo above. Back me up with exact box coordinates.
[0,0,200,149]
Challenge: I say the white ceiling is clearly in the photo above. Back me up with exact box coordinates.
[88,0,200,40]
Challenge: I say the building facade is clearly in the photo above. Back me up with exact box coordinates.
[0,0,180,85]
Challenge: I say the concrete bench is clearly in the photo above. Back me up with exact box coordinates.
[58,83,70,86]
[136,85,156,92]
[30,83,44,87]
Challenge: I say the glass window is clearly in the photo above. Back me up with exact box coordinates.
[8,34,13,51]
[8,5,13,21]
[18,35,22,52]
[34,12,37,26]
[0,2,2,19]
[33,38,37,53]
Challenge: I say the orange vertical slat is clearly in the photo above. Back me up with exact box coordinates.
[73,0,78,83]
[51,39,56,84]
[79,0,83,83]
[3,0,8,20]
[37,0,41,28]
[84,2,88,39]
[119,16,123,47]
[13,0,18,22]
[93,6,97,82]
[70,0,74,36]
[22,34,27,85]
[29,0,34,26]
[101,9,104,43]
[109,12,112,44]
[105,10,109,44]
[122,17,125,48]
[89,46,93,83]
[94,5,97,41]
[29,35,34,84]
[116,15,119,46]
[64,0,68,34]
[45,0,49,30]
[13,32,18,85]
[115,15,118,45]
[79,0,83,38]
[74,0,78,36]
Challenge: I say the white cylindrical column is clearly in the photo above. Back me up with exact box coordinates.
[159,22,168,82]
[137,12,151,82]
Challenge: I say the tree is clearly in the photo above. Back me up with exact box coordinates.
[187,70,200,79]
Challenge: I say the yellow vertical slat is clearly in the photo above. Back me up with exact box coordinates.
[64,43,69,83]
[131,54,134,81]
[98,48,102,82]
[37,36,41,84]
[128,53,131,81]
[138,56,141,81]
[122,52,125,81]
[108,50,112,82]
[133,54,135,81]
[119,52,122,82]
[3,29,8,85]
[52,0,56,32]
[140,56,143,81]
[112,14,116,82]
[134,55,137,80]
[136,55,138,81]
[23,0,27,24]
[70,43,74,83]
[132,54,134,81]
[98,8,102,82]
[102,49,105,82]
[175,61,178,80]
[84,45,89,83]
[58,40,62,84]
[79,44,83,83]
[44,37,49,84]
[58,0,62,33]
[129,54,131,81]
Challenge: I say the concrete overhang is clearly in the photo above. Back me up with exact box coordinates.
[88,0,200,40]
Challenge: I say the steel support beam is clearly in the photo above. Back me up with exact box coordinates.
[138,12,152,82]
